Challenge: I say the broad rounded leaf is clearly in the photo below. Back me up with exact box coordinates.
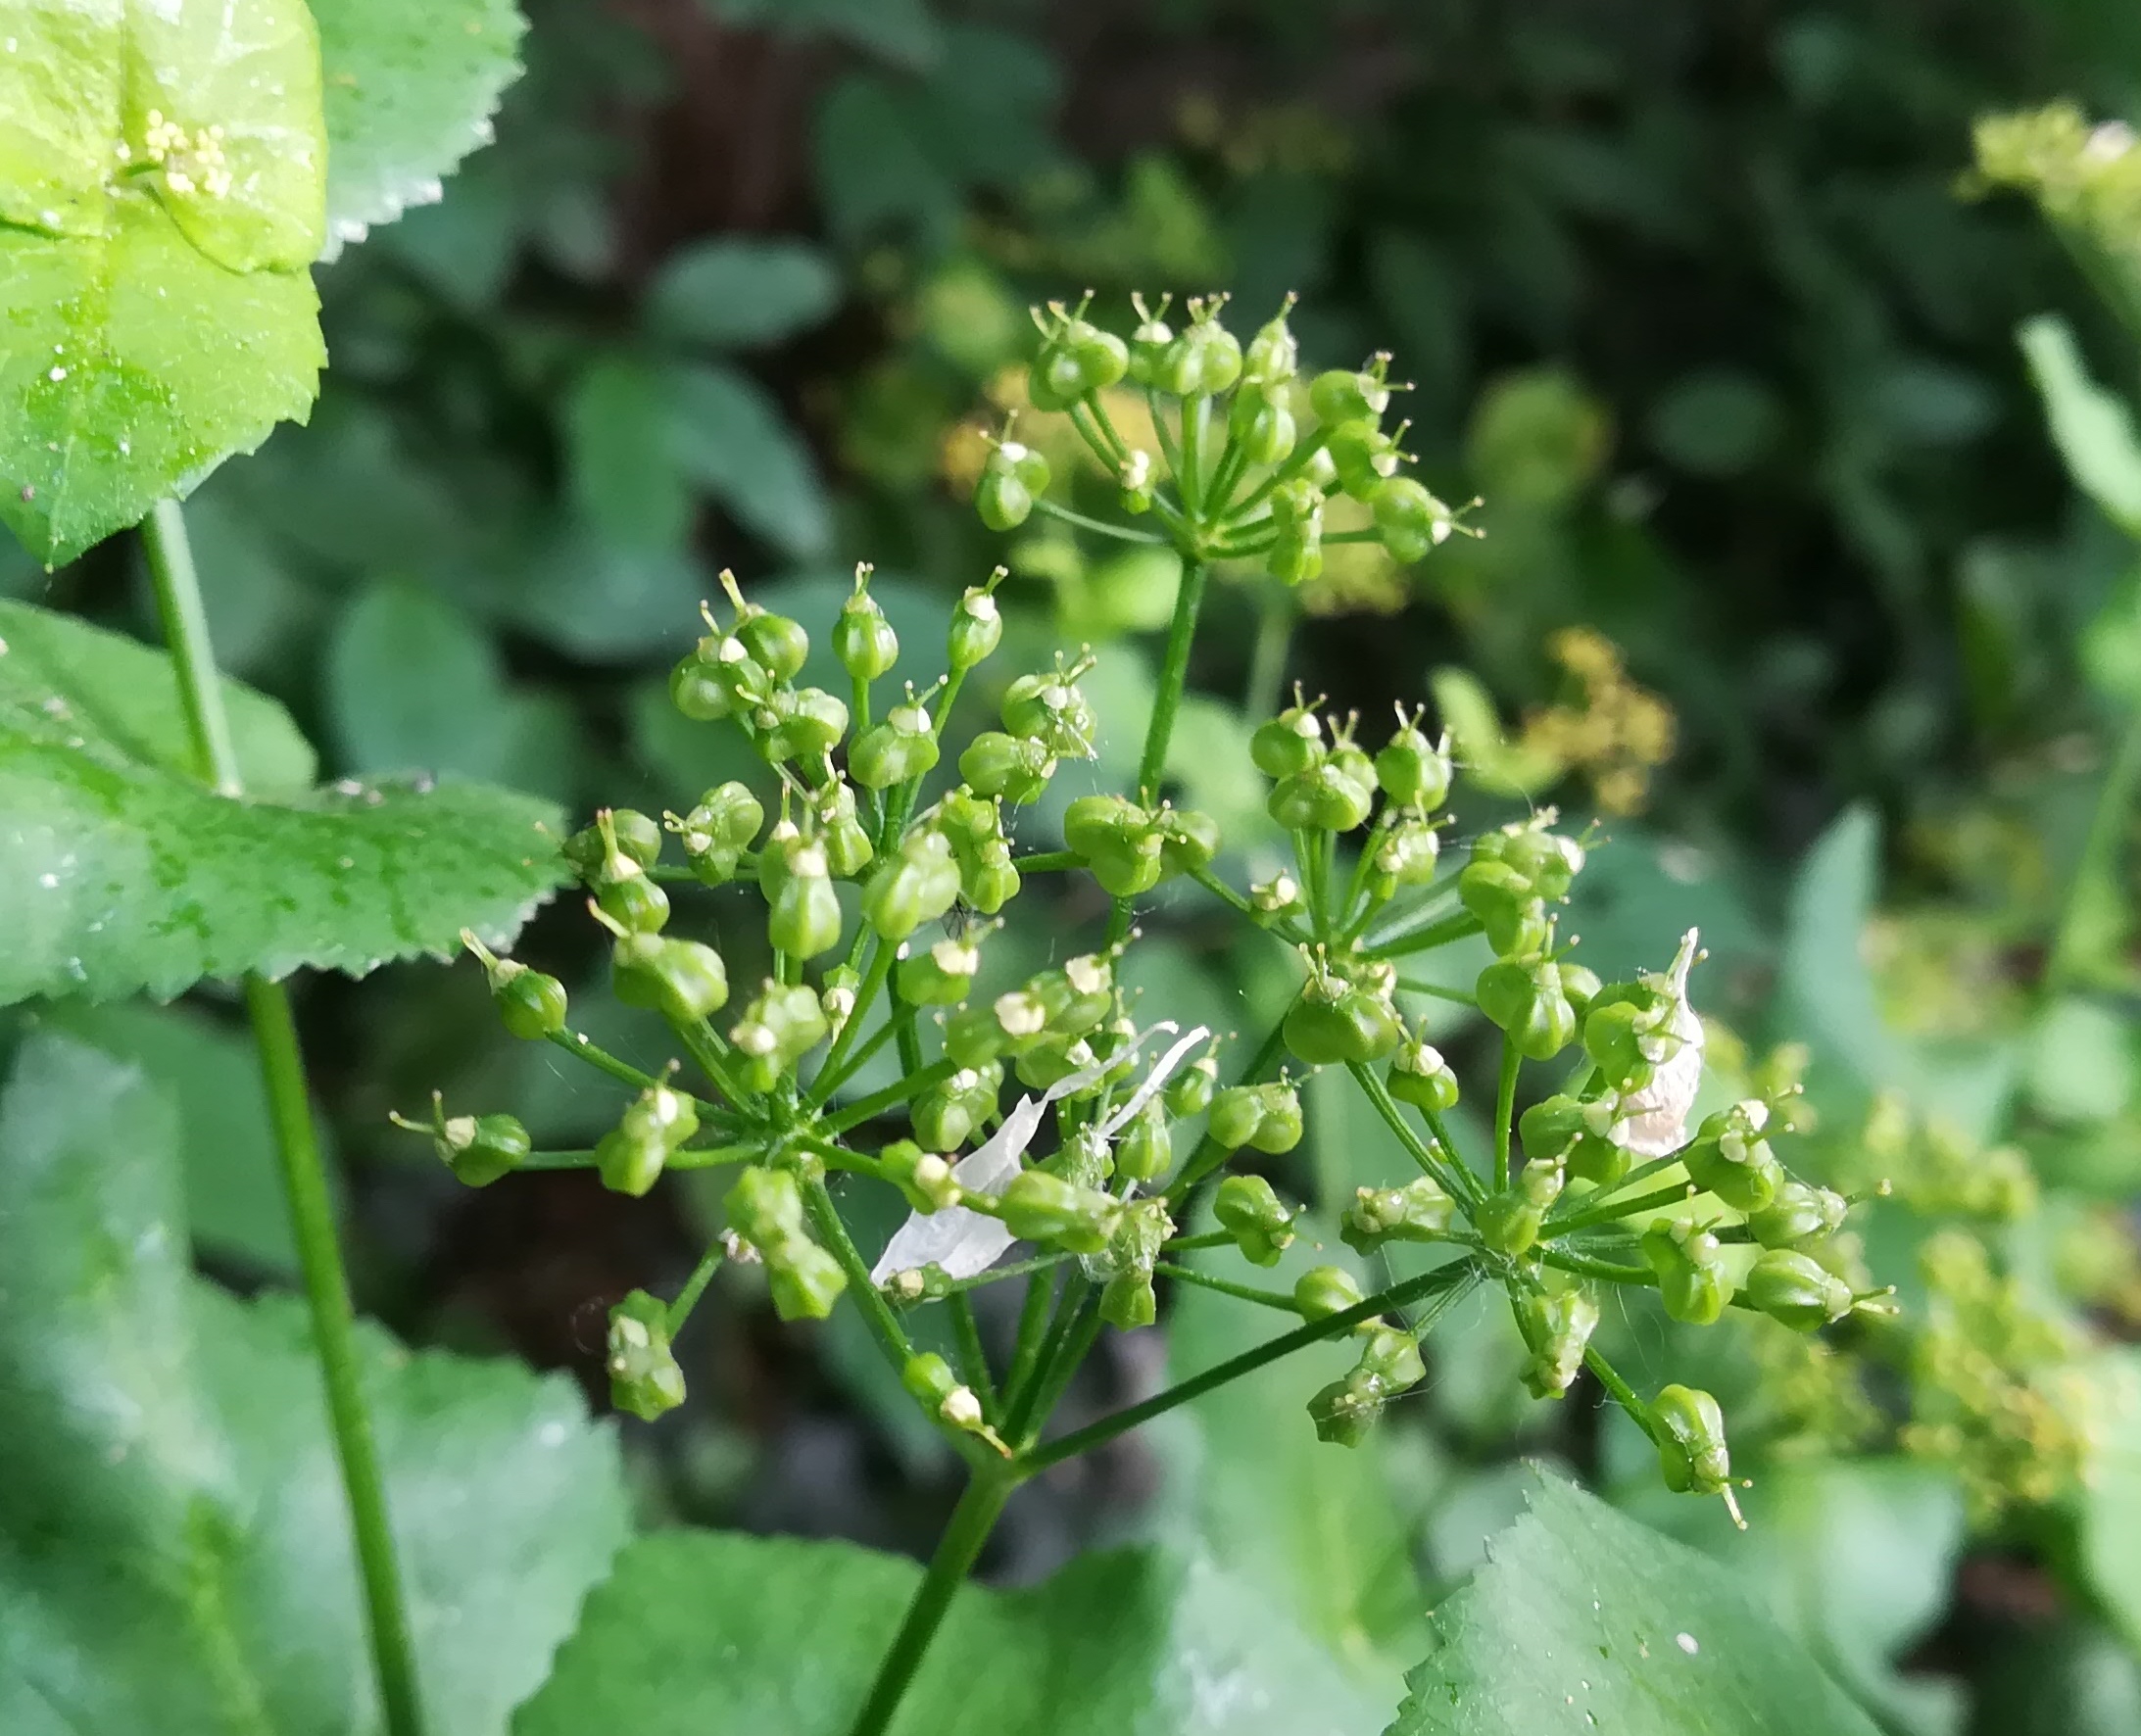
[517,1530,1385,1735]
[647,237,841,350]
[0,1026,629,1736]
[1387,1471,1882,1736]
[0,0,327,566]
[312,0,528,256]
[0,600,568,1003]
[669,363,833,558]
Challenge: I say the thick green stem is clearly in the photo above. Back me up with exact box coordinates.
[145,502,425,1736]
[846,1468,1015,1736]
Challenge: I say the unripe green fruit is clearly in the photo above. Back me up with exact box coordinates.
[1228,385,1296,466]
[596,867,670,937]
[1653,1383,1731,1496]
[1111,1099,1172,1183]
[738,610,809,682]
[1214,1174,1295,1267]
[999,1170,1118,1254]
[1328,419,1402,500]
[754,686,850,764]
[1517,1288,1600,1400]
[949,587,1004,672]
[834,583,900,682]
[1745,1248,1852,1331]
[1285,975,1403,1066]
[1372,475,1445,563]
[1387,1039,1460,1112]
[608,1291,685,1421]
[1375,718,1452,808]
[1251,704,1324,779]
[1682,1102,1782,1212]
[1642,1219,1732,1326]
[432,1112,530,1186]
[1001,669,1096,757]
[1294,1265,1367,1322]
[768,865,844,961]
[1164,1054,1218,1117]
[1748,1180,1848,1249]
[850,704,942,790]
[897,938,981,1007]
[960,730,1054,803]
[1268,762,1373,832]
[481,957,568,1040]
[766,1240,848,1321]
[1340,1176,1453,1253]
[1309,366,1388,425]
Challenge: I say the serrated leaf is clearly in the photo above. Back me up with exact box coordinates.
[646,237,841,350]
[669,363,832,558]
[1387,1471,1881,1736]
[515,1528,1385,1736]
[0,0,327,566]
[0,1025,629,1736]
[0,600,567,1003]
[312,0,527,256]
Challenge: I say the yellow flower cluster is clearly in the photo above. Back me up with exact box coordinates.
[1902,1230,2099,1522]
[1851,1092,2037,1222]
[1514,627,1676,815]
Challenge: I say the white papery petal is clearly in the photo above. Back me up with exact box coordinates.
[1610,929,1705,1158]
[868,1024,1194,1283]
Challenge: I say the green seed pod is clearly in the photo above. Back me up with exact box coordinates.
[850,701,942,790]
[1270,529,1323,587]
[1358,1324,1426,1392]
[726,1164,807,1247]
[464,937,570,1041]
[901,1349,961,1412]
[566,808,664,877]
[1001,665,1097,758]
[1747,1180,1848,1250]
[1285,970,1403,1067]
[699,782,766,854]
[898,937,982,1007]
[1374,712,1452,808]
[1557,962,1604,1017]
[1309,364,1389,425]
[1214,1174,1296,1267]
[1100,1267,1157,1330]
[1475,1161,1565,1259]
[622,935,730,1025]
[1308,1371,1385,1446]
[1268,762,1374,832]
[1112,1098,1173,1183]
[860,830,963,941]
[595,1126,667,1198]
[1157,805,1220,874]
[1497,827,1585,900]
[1328,419,1402,500]
[1641,1219,1733,1326]
[415,1108,530,1187]
[1251,702,1325,779]
[1127,292,1175,386]
[1063,794,1146,860]
[1516,1093,1623,1182]
[1209,1085,1264,1150]
[949,585,1005,673]
[1745,1248,1853,1331]
[728,983,833,1091]
[1682,1101,1782,1212]
[766,1239,848,1322]
[835,571,900,682]
[1157,313,1242,396]
[1476,959,1578,1060]
[881,1141,962,1213]
[1293,1265,1368,1322]
[1164,1052,1218,1118]
[1227,383,1297,467]
[960,730,1055,803]
[1516,1288,1600,1400]
[1371,475,1449,563]
[944,1003,1011,1070]
[962,839,1020,914]
[1581,998,1661,1093]
[754,686,851,765]
[595,867,671,938]
[1458,860,1542,953]
[1653,1383,1732,1497]
[1387,1038,1460,1112]
[813,781,876,879]
[1340,1176,1454,1254]
[768,859,844,962]
[607,1291,686,1421]
[1243,298,1299,384]
[999,1170,1119,1254]
[977,464,1035,532]
[669,653,739,722]
[737,610,809,684]
[1244,1080,1303,1153]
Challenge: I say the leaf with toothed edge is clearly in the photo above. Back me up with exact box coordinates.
[1386,1470,1881,1736]
[0,0,328,566]
[0,600,569,1004]
[311,0,529,260]
[0,1025,631,1736]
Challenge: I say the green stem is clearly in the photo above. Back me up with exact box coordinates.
[1152,1260,1298,1313]
[667,1242,727,1332]
[1013,849,1081,873]
[146,502,425,1736]
[1104,556,1210,946]
[821,1057,958,1135]
[1243,584,1292,721]
[2046,709,2141,995]
[1165,1006,1296,1201]
[1022,1260,1483,1472]
[807,940,898,1108]
[1346,1061,1483,1205]
[1493,1038,1519,1192]
[1582,1344,1659,1444]
[1395,978,1474,1005]
[848,1469,1015,1736]
[1546,1179,1694,1239]
[1000,1274,1092,1443]
[1004,1264,1059,1397]
[1361,910,1483,961]
[1032,497,1166,545]
[949,1292,998,1423]
[803,1178,913,1371]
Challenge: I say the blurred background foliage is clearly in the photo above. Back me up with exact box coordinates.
[12,2,2141,1729]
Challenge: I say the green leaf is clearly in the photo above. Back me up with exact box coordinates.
[1388,1471,1882,1736]
[0,0,328,566]
[670,364,833,558]
[0,599,568,1003]
[41,996,340,1274]
[325,577,515,780]
[706,0,946,71]
[565,356,696,554]
[516,1528,1386,1735]
[647,237,841,350]
[2080,1350,2141,1654]
[311,0,527,255]
[2019,315,2141,541]
[0,1025,629,1736]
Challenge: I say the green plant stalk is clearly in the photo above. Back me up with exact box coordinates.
[1346,1062,1483,1206]
[803,1178,913,1371]
[2045,707,2141,994]
[949,1292,999,1422]
[1104,555,1211,946]
[1151,1260,1299,1312]
[845,1467,1016,1736]
[667,1242,727,1332]
[1493,1037,1519,1191]
[145,501,426,1736]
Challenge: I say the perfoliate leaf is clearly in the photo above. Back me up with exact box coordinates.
[311,0,528,256]
[0,0,328,567]
[516,1529,1386,1735]
[0,1025,629,1736]
[0,600,568,1003]
[1387,1471,1882,1736]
